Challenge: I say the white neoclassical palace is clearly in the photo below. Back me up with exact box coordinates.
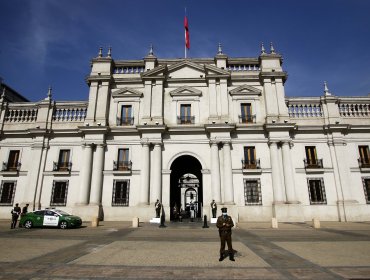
[1,44,370,222]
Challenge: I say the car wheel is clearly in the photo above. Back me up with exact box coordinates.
[59,221,68,229]
[24,220,33,229]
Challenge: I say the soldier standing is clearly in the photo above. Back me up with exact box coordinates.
[10,203,21,229]
[216,207,235,261]
[155,199,161,218]
[210,199,217,218]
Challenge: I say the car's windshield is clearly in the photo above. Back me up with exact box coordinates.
[53,210,71,216]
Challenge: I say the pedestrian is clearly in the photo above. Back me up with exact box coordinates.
[210,199,217,218]
[155,199,161,218]
[19,203,29,227]
[21,203,29,215]
[216,207,235,261]
[10,203,21,229]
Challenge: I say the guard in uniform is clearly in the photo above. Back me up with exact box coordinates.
[210,199,217,218]
[10,203,21,229]
[155,199,161,218]
[216,207,235,261]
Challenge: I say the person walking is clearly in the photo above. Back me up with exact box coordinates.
[216,207,235,261]
[210,199,217,218]
[10,203,21,229]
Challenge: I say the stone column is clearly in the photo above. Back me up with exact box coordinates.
[281,141,296,202]
[78,144,93,205]
[150,143,162,204]
[208,79,217,119]
[140,141,150,205]
[220,79,229,118]
[269,141,284,202]
[210,141,221,203]
[89,144,105,205]
[223,142,234,204]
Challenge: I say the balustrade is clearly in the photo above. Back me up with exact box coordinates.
[242,159,261,169]
[5,108,38,122]
[53,106,87,122]
[114,66,145,74]
[113,160,132,171]
[227,64,260,71]
[339,103,370,117]
[288,103,323,118]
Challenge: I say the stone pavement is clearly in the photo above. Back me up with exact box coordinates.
[0,219,370,279]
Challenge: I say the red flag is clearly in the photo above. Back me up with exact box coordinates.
[184,15,190,49]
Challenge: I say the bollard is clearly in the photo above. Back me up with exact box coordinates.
[312,218,320,229]
[159,214,166,228]
[91,216,99,227]
[202,215,209,228]
[132,217,139,228]
[179,215,183,223]
[271,217,278,229]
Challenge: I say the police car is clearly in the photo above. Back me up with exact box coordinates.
[20,208,82,229]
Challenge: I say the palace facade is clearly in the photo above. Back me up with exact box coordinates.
[1,44,370,222]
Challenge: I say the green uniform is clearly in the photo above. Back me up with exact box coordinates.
[216,214,234,258]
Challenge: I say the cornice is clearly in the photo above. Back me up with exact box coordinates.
[86,75,112,84]
[259,71,288,81]
[136,124,166,133]
[205,123,235,133]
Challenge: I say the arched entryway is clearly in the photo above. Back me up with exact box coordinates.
[170,155,203,221]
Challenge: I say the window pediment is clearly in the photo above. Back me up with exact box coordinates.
[112,88,143,98]
[229,85,262,96]
[169,86,202,97]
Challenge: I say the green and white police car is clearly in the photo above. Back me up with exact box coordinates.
[20,209,82,229]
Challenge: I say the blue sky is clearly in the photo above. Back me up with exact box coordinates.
[0,0,370,101]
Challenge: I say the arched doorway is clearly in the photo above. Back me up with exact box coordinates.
[170,155,203,221]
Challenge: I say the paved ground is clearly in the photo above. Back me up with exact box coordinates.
[0,219,370,279]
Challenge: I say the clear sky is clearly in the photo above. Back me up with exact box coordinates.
[0,0,370,101]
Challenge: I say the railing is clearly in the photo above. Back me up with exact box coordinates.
[5,108,38,122]
[53,162,72,172]
[242,159,261,169]
[304,159,323,169]
[227,64,260,71]
[239,114,256,124]
[113,160,132,171]
[53,105,87,122]
[177,116,195,124]
[116,116,134,126]
[339,103,370,117]
[288,103,323,118]
[113,66,145,74]
[358,158,370,168]
[2,162,21,171]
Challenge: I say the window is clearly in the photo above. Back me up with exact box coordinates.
[120,105,133,125]
[244,179,262,205]
[243,146,259,169]
[179,104,193,124]
[362,177,370,203]
[359,146,370,168]
[307,178,326,204]
[114,148,131,171]
[240,103,253,123]
[50,180,68,206]
[54,150,71,171]
[304,146,322,168]
[0,181,16,205]
[112,180,130,206]
[5,150,20,171]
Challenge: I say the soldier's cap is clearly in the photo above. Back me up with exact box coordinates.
[221,207,227,213]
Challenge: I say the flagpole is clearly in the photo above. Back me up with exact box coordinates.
[185,7,187,59]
